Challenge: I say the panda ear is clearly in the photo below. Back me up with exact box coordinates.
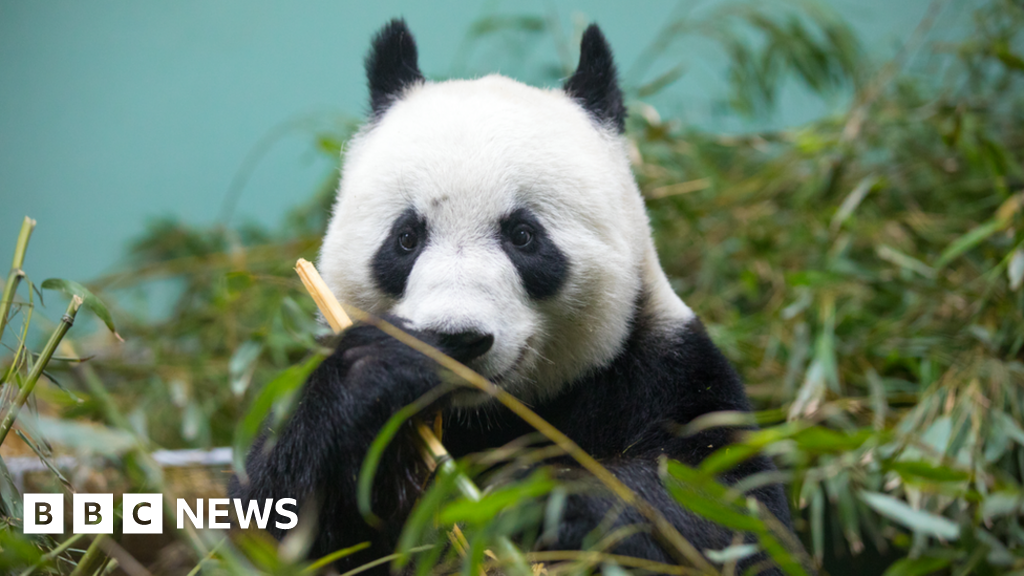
[365,19,424,116]
[563,24,626,133]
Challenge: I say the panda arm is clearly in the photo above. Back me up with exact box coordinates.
[230,323,441,563]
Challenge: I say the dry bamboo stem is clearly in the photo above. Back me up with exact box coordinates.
[295,259,352,333]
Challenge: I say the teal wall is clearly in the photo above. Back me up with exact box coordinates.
[0,1,964,289]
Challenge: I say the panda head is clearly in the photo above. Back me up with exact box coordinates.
[319,19,692,405]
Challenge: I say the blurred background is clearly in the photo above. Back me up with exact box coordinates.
[2,1,1023,575]
[1,0,952,287]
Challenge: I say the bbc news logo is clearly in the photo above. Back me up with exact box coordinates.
[23,494,297,535]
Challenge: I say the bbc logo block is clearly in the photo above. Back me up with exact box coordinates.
[23,493,163,535]
[73,493,113,534]
[123,494,162,534]
[23,494,63,534]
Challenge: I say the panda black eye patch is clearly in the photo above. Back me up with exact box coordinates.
[500,208,569,300]
[372,208,427,298]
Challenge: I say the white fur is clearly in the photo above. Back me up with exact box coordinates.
[318,75,693,403]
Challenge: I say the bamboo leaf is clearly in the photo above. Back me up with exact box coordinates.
[15,429,74,494]
[704,543,759,564]
[994,44,1024,71]
[600,562,631,576]
[790,426,873,452]
[1009,248,1024,291]
[788,357,826,420]
[980,491,1024,521]
[34,415,135,456]
[665,460,810,575]
[888,460,969,483]
[40,278,121,340]
[882,556,950,576]
[877,245,936,278]
[995,410,1024,447]
[935,219,1006,269]
[859,492,959,540]
[810,482,824,562]
[229,340,263,396]
[831,175,878,231]
[356,401,424,528]
[0,452,23,520]
[664,460,761,532]
[395,470,458,568]
[301,542,371,574]
[700,443,761,475]
[439,470,555,525]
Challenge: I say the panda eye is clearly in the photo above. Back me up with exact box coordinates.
[397,230,419,252]
[510,224,534,248]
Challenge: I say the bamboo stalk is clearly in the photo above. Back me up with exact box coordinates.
[0,295,82,446]
[0,216,37,338]
[414,420,530,573]
[295,259,352,332]
[68,534,107,576]
[294,258,529,575]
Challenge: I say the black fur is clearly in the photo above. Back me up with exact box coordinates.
[365,19,424,117]
[499,208,570,300]
[564,24,627,133]
[229,321,442,567]
[371,208,428,298]
[232,312,792,575]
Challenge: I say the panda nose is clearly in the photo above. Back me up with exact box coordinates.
[436,331,494,362]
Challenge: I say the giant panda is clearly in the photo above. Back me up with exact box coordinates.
[233,19,796,575]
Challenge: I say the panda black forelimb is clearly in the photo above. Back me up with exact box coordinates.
[230,321,448,566]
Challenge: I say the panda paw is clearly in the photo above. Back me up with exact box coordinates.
[324,319,447,414]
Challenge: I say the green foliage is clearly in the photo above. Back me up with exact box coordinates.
[631,2,1024,572]
[2,0,1024,574]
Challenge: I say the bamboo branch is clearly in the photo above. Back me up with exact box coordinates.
[295,259,352,333]
[326,300,715,573]
[0,295,82,445]
[294,258,714,573]
[0,216,37,338]
[68,534,107,576]
[294,259,717,572]
[294,258,530,575]
[17,533,86,576]
[414,420,530,573]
